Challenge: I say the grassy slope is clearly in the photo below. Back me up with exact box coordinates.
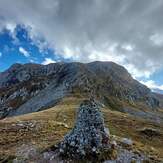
[0,96,163,161]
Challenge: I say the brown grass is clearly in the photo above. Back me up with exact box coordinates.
[0,96,163,161]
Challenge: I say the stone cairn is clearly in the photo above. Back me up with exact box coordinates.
[55,99,113,161]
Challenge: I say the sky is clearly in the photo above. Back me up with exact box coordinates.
[0,0,163,92]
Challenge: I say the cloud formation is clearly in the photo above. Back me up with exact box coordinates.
[140,80,163,91]
[19,47,30,57]
[0,0,163,78]
[42,58,56,65]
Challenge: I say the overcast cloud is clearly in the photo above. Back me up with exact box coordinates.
[0,0,163,78]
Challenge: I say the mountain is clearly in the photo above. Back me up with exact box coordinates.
[153,88,163,94]
[0,61,162,120]
[0,62,163,162]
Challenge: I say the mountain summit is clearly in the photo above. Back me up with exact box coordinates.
[0,61,161,119]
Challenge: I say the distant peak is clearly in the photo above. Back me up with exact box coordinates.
[8,63,22,71]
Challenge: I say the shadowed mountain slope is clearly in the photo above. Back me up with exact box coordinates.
[0,61,161,119]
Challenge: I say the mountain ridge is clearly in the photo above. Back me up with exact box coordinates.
[0,61,162,119]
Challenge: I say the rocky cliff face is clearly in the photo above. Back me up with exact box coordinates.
[0,61,160,118]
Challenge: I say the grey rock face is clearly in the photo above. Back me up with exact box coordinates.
[7,83,67,117]
[56,99,110,159]
[0,61,161,118]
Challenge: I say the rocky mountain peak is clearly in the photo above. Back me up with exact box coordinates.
[0,61,161,119]
[8,63,23,70]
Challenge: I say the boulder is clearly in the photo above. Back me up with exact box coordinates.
[55,99,111,160]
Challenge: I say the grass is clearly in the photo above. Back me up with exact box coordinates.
[0,96,163,162]
[103,108,163,159]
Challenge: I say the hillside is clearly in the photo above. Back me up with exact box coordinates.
[0,61,162,120]
[0,61,163,162]
[0,97,163,162]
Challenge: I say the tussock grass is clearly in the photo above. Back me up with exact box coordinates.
[0,96,163,161]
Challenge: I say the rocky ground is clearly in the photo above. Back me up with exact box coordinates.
[51,99,111,161]
[37,100,162,163]
[0,97,162,163]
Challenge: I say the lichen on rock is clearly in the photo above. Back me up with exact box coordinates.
[55,99,112,161]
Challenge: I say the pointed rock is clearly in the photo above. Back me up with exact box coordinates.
[56,99,111,160]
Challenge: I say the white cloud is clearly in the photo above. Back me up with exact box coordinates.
[19,47,30,57]
[29,59,34,63]
[121,44,134,51]
[0,52,2,57]
[63,46,74,58]
[140,80,163,91]
[0,0,163,79]
[42,58,56,65]
[125,63,152,79]
[6,23,16,33]
[150,33,163,46]
[5,23,19,44]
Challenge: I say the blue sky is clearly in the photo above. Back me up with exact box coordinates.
[0,0,163,92]
[0,24,163,92]
[0,25,69,72]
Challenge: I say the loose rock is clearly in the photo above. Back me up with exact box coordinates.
[55,99,111,161]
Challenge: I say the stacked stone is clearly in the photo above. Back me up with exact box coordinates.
[57,99,110,160]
